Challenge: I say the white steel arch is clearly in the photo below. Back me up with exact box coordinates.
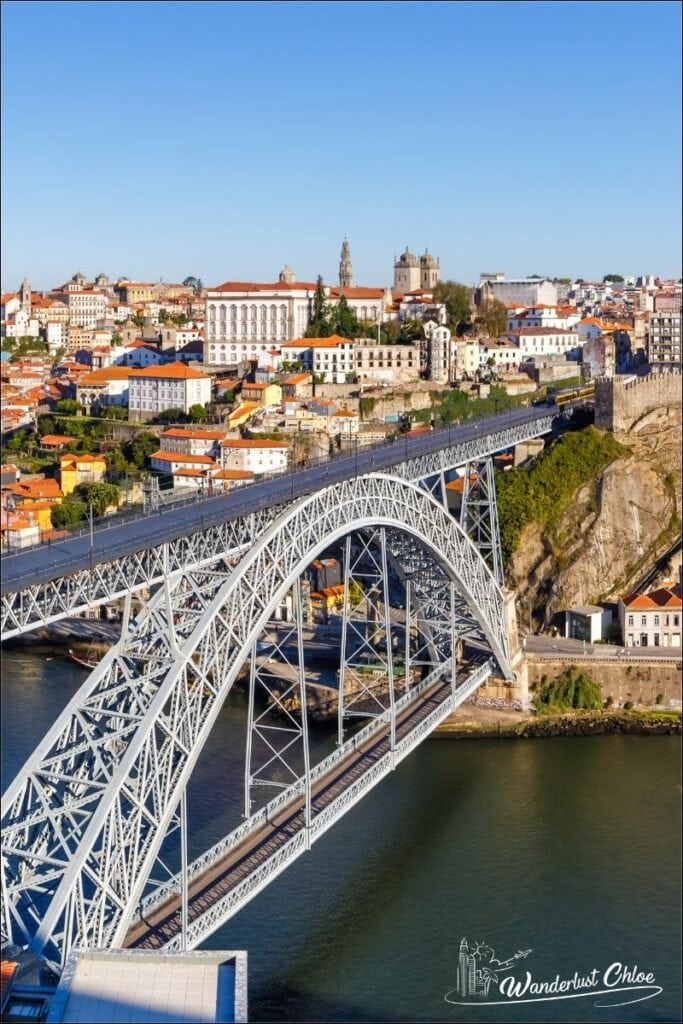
[2,473,509,968]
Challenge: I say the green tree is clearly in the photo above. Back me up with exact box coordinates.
[74,482,120,516]
[330,295,360,339]
[37,415,56,436]
[106,448,131,475]
[305,276,332,337]
[603,274,624,283]
[55,398,83,415]
[399,318,424,342]
[123,431,159,469]
[99,405,128,420]
[156,408,185,423]
[188,403,207,423]
[131,313,146,329]
[475,299,508,338]
[5,428,36,453]
[51,499,86,530]
[432,281,473,334]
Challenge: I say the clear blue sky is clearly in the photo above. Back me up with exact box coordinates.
[1,1,681,291]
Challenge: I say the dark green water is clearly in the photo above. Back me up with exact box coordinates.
[2,650,681,1023]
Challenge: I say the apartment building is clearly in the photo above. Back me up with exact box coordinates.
[354,338,419,384]
[220,438,289,475]
[648,310,681,371]
[618,584,682,648]
[128,362,212,421]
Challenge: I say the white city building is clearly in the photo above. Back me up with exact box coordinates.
[204,267,318,365]
[505,327,582,360]
[128,362,212,421]
[479,275,558,307]
[618,585,682,648]
[281,335,355,384]
[159,427,228,458]
[220,438,289,475]
[63,291,110,328]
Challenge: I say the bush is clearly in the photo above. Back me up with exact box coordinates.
[51,499,86,529]
[534,667,602,713]
[604,695,614,708]
[624,700,634,710]
[655,693,664,705]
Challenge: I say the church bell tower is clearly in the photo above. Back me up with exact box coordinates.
[339,238,353,289]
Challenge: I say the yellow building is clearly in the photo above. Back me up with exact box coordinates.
[60,454,107,495]
[15,500,54,532]
[310,584,346,617]
[240,382,282,408]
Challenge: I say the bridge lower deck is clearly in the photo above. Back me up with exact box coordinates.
[124,675,453,950]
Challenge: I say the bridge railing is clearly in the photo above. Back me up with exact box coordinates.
[136,657,494,922]
[1,402,577,567]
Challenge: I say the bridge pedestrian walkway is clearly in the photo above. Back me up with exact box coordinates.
[124,659,493,952]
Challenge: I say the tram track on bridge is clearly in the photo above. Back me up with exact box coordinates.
[124,673,453,950]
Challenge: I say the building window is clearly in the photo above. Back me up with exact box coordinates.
[654,615,659,626]
[641,615,647,626]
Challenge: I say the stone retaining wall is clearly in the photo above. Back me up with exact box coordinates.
[526,654,682,707]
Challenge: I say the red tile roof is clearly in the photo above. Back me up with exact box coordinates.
[220,438,288,449]
[129,361,209,380]
[211,280,320,293]
[151,450,215,465]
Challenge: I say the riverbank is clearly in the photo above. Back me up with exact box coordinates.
[433,704,682,739]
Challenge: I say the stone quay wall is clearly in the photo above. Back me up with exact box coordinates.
[526,654,682,707]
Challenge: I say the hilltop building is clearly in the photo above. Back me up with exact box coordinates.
[393,247,440,292]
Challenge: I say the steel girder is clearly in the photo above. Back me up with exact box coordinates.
[139,657,495,953]
[1,416,554,638]
[1,473,509,967]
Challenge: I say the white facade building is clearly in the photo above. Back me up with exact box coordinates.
[505,327,581,360]
[159,427,227,457]
[618,585,682,648]
[280,335,356,384]
[128,361,212,421]
[63,291,110,328]
[205,268,318,365]
[479,276,558,307]
[220,438,289,475]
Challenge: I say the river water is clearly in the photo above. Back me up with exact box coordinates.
[2,649,681,1023]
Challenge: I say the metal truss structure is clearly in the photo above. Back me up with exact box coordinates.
[132,657,494,954]
[459,458,504,586]
[1,413,556,639]
[2,473,510,970]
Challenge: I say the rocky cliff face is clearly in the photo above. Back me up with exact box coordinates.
[508,413,682,627]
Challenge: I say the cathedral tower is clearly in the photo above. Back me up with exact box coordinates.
[19,276,31,314]
[339,238,353,289]
[393,247,420,292]
[420,249,440,290]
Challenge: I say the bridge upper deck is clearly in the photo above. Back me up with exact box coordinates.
[0,403,570,597]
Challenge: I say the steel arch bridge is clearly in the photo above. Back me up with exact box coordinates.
[1,468,514,970]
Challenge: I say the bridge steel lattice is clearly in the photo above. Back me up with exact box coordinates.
[0,412,555,639]
[2,473,510,969]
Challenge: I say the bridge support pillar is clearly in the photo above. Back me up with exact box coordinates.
[503,589,529,709]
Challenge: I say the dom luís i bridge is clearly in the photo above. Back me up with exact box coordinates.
[1,402,585,973]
